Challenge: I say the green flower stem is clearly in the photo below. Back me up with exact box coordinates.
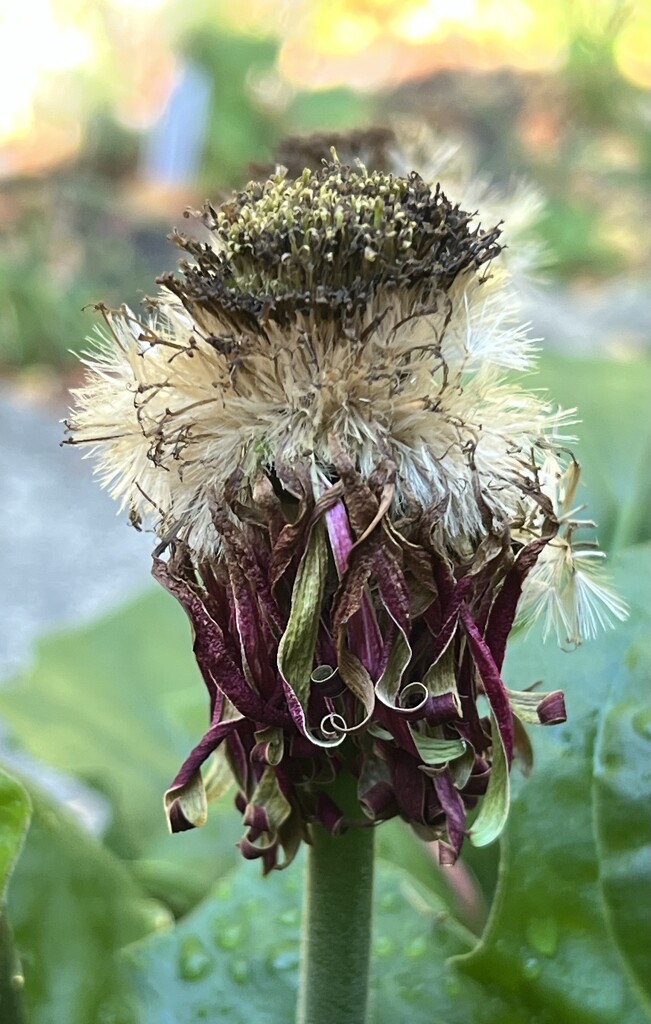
[297,770,375,1024]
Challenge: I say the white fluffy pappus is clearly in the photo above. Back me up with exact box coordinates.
[515,459,628,645]
[66,156,623,646]
[67,273,570,558]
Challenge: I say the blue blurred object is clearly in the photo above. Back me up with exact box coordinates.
[141,62,212,187]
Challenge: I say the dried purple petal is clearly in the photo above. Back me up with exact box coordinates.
[65,150,595,869]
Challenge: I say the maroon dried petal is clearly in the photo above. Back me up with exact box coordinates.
[433,769,467,857]
[460,604,514,765]
[360,781,399,822]
[425,691,463,726]
[537,690,567,725]
[226,728,253,797]
[314,793,346,835]
[153,443,567,870]
[486,537,549,670]
[374,546,411,635]
[165,719,237,832]
[328,500,383,676]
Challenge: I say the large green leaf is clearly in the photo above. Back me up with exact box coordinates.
[0,590,243,911]
[454,543,651,1024]
[593,644,651,1007]
[7,782,169,1024]
[0,769,31,1024]
[125,544,651,1024]
[125,856,475,1024]
[0,769,30,903]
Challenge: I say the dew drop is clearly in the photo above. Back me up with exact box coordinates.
[522,956,541,980]
[269,946,300,972]
[604,750,624,770]
[406,935,427,958]
[380,893,397,911]
[217,923,244,951]
[215,881,233,902]
[178,936,212,981]
[400,980,424,1002]
[632,708,651,742]
[278,908,299,927]
[11,973,25,990]
[229,958,250,985]
[140,899,173,933]
[443,973,461,998]
[526,917,558,958]
[373,935,393,957]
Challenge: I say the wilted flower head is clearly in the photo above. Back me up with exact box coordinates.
[66,145,625,871]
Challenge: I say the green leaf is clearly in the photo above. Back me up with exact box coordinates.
[125,855,474,1024]
[0,590,243,911]
[7,782,170,1024]
[593,646,651,1008]
[0,768,31,1024]
[455,543,651,1024]
[537,353,651,551]
[0,770,30,903]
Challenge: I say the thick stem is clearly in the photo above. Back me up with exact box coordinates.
[297,771,375,1024]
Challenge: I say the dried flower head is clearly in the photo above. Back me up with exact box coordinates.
[66,146,625,870]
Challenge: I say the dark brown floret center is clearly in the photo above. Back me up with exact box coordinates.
[161,162,503,331]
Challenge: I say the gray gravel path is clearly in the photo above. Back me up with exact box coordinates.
[0,391,151,681]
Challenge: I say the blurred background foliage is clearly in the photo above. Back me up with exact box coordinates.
[0,0,649,374]
[0,0,650,1021]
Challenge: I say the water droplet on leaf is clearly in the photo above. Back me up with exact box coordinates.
[400,980,424,1002]
[523,956,541,980]
[406,935,427,958]
[278,908,299,926]
[179,936,212,981]
[443,974,461,998]
[373,935,392,957]
[217,923,243,950]
[215,881,233,902]
[269,946,300,972]
[632,708,651,741]
[229,958,250,985]
[526,917,558,957]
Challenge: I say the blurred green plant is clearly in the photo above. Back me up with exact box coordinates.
[535,199,627,279]
[0,178,171,372]
[181,26,372,190]
[536,353,651,551]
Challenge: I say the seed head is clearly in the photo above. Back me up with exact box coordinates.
[65,144,625,869]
